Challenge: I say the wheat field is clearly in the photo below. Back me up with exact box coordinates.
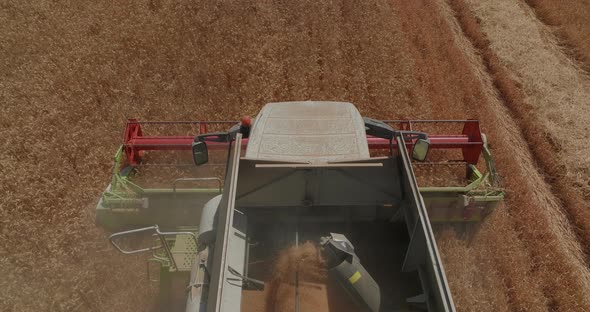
[2,0,590,311]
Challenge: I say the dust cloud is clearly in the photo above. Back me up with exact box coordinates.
[239,241,358,312]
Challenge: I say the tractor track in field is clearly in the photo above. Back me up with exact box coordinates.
[390,1,588,310]
[524,0,590,74]
[2,1,590,311]
[450,0,590,261]
[448,1,590,310]
[444,0,590,310]
[391,1,559,310]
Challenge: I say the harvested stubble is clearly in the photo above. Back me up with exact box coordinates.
[452,0,590,309]
[456,0,590,258]
[524,0,590,73]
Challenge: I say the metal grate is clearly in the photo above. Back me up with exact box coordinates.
[170,230,199,272]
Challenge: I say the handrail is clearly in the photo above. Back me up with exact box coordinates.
[109,225,197,271]
[172,177,222,194]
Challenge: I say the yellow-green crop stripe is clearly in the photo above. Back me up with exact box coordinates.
[348,271,362,284]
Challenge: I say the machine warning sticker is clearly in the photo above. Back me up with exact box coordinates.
[349,271,362,284]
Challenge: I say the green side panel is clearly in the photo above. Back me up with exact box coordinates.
[97,190,220,230]
[421,191,503,222]
[416,144,505,223]
[96,145,223,230]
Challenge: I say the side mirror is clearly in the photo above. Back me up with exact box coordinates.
[192,141,209,165]
[412,139,430,161]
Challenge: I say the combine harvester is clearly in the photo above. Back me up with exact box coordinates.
[97,101,503,312]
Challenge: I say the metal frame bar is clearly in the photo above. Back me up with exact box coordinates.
[397,135,456,312]
[121,119,484,165]
[173,178,223,194]
[207,134,243,312]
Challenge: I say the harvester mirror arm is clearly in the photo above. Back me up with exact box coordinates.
[195,117,251,143]
[192,118,251,165]
[192,132,232,166]
[363,117,430,158]
[364,117,395,139]
[195,132,232,143]
[397,131,429,141]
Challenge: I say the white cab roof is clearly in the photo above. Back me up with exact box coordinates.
[245,101,370,163]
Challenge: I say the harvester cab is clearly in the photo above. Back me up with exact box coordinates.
[97,101,503,312]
